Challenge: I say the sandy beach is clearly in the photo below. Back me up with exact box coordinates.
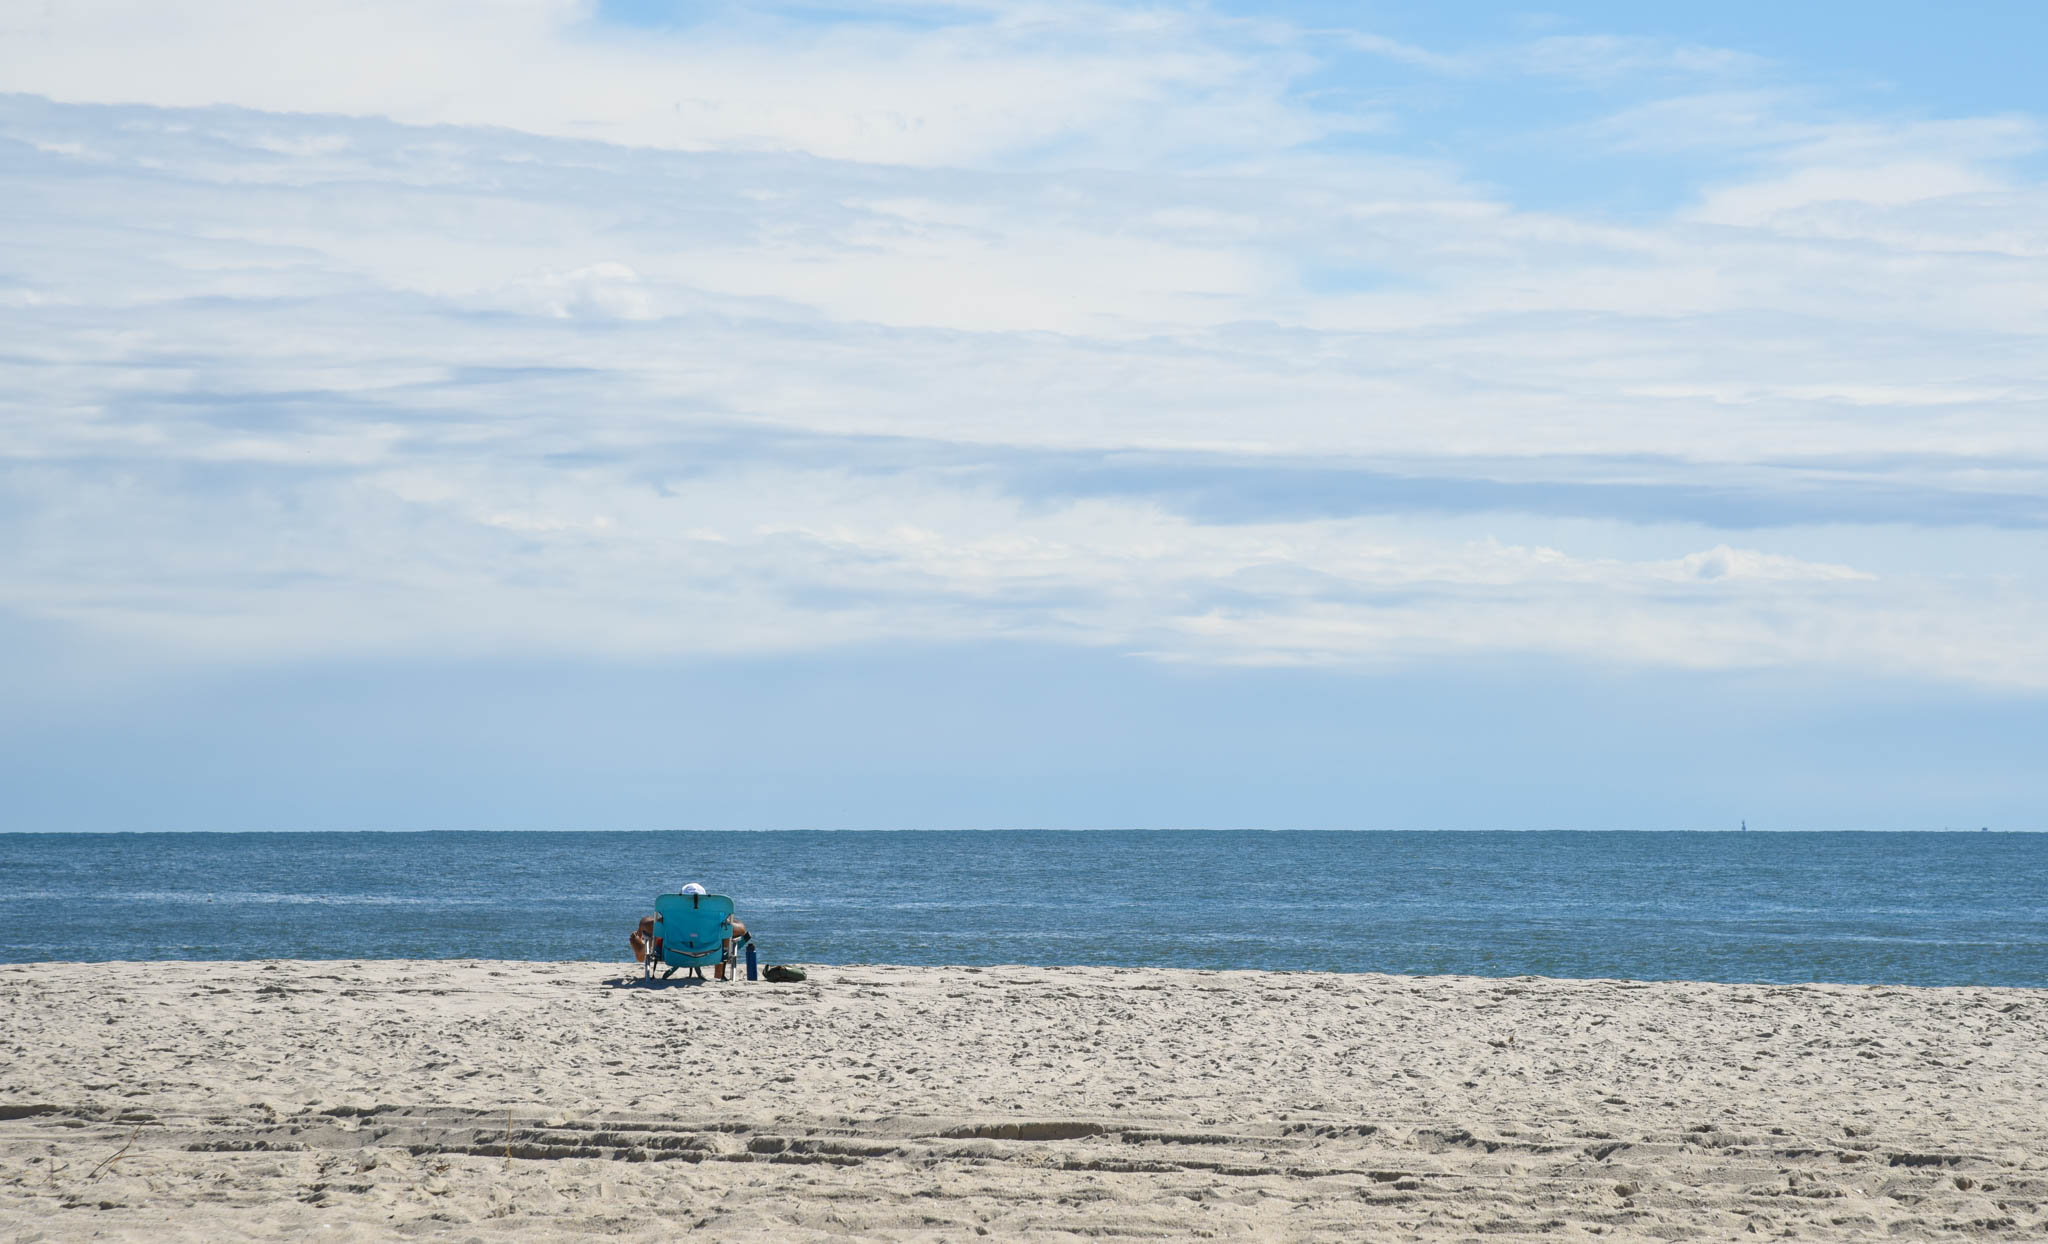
[2,960,2042,1241]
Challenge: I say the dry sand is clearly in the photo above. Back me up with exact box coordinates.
[2,959,2043,1241]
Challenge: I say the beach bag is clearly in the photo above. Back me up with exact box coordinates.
[762,965,807,983]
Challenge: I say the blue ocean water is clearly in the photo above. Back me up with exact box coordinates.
[2,831,2043,986]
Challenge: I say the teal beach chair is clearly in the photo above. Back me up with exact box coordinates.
[646,892,747,981]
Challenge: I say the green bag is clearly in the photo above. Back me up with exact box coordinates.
[762,964,808,983]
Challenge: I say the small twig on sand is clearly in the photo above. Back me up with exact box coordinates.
[88,1127,141,1181]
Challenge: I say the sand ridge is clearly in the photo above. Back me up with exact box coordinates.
[2,959,2043,1240]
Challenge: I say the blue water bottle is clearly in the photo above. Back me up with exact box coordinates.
[745,941,758,981]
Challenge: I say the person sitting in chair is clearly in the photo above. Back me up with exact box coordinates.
[629,882,748,969]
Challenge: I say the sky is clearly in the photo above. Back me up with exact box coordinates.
[2,1,2044,830]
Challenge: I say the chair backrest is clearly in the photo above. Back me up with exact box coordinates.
[652,892,735,964]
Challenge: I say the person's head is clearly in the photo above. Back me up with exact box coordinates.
[680,882,707,895]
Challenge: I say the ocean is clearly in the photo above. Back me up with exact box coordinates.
[2,830,2042,986]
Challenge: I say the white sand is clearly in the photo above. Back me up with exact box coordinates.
[2,959,2043,1241]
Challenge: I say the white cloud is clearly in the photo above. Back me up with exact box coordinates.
[3,7,2047,690]
[493,263,658,320]
[1662,546,1872,584]
[1513,34,1767,82]
[0,0,1333,169]
[1691,162,2006,227]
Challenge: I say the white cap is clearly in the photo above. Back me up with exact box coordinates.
[680,882,707,895]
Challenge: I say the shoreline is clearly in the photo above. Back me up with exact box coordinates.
[5,956,2039,991]
[4,960,2043,1240]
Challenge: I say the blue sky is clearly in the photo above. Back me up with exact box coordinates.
[2,2,2044,829]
